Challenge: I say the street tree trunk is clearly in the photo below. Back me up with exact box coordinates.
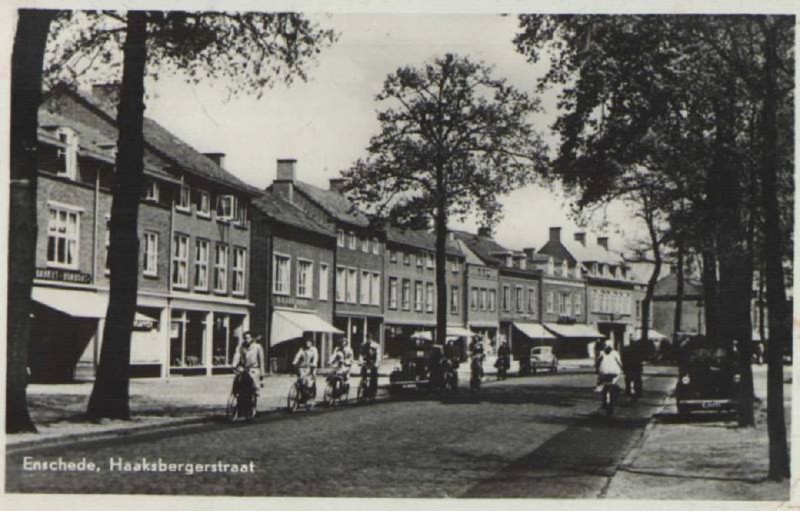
[639,193,661,352]
[87,11,148,420]
[434,166,448,347]
[7,9,56,434]
[758,17,790,481]
[673,236,685,336]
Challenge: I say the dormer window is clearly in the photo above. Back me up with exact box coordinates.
[216,194,234,221]
[547,257,555,275]
[575,265,582,279]
[505,255,512,268]
[561,259,569,276]
[56,127,78,179]
[144,180,160,202]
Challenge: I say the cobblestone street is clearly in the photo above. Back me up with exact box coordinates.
[6,369,675,497]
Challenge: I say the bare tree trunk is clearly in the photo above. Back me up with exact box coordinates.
[700,248,719,341]
[673,235,685,335]
[640,195,661,350]
[7,9,56,434]
[87,11,148,420]
[434,166,448,347]
[759,16,790,481]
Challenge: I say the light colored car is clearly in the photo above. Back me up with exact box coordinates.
[530,346,558,374]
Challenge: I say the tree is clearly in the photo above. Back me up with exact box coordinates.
[343,54,548,346]
[7,9,58,433]
[46,11,337,419]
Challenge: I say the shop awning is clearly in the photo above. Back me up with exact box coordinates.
[32,287,108,318]
[447,326,473,338]
[270,310,343,346]
[411,331,433,341]
[632,328,669,341]
[544,323,604,339]
[514,322,556,340]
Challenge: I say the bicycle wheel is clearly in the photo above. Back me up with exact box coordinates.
[246,393,257,420]
[287,383,300,413]
[342,382,350,404]
[323,382,334,407]
[357,379,367,403]
[226,393,238,422]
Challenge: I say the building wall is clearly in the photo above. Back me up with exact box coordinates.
[653,297,705,338]
[384,242,437,326]
[497,271,540,323]
[334,229,384,317]
[540,277,587,324]
[464,264,499,327]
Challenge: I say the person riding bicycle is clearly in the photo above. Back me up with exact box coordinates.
[231,331,265,396]
[496,340,511,376]
[596,341,623,391]
[469,336,486,378]
[329,338,354,392]
[360,336,380,394]
[292,337,319,396]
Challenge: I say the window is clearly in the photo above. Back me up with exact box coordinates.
[562,260,569,277]
[575,265,582,279]
[546,291,554,313]
[348,232,357,250]
[516,286,523,312]
[403,252,410,265]
[426,283,434,312]
[177,184,191,212]
[56,127,78,179]
[402,279,411,310]
[347,268,358,304]
[372,238,380,255]
[417,253,424,267]
[560,293,571,315]
[319,263,329,300]
[297,259,313,298]
[502,285,511,311]
[216,195,234,221]
[471,288,479,311]
[235,200,247,227]
[144,181,160,202]
[592,289,599,312]
[143,231,158,276]
[635,300,642,320]
[488,289,496,312]
[547,257,554,275]
[336,266,346,302]
[273,254,290,295]
[426,253,434,269]
[451,286,459,314]
[480,289,488,311]
[389,249,397,263]
[361,237,370,253]
[388,278,398,309]
[574,293,582,316]
[337,229,345,248]
[172,234,189,288]
[360,270,370,304]
[371,273,381,306]
[414,281,423,311]
[194,239,209,290]
[195,189,210,217]
[214,244,229,293]
[232,247,246,295]
[527,288,536,313]
[104,216,110,273]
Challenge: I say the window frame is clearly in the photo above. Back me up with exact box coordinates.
[272,253,291,296]
[176,184,191,212]
[450,286,459,314]
[196,189,211,218]
[143,231,159,277]
[388,277,399,309]
[425,282,434,313]
[296,258,314,299]
[214,243,229,293]
[171,234,189,289]
[371,272,381,306]
[232,247,246,296]
[194,238,210,290]
[319,263,329,301]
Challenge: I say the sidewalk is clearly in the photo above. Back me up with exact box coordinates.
[605,364,792,500]
[8,369,387,448]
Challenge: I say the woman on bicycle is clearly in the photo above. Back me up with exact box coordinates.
[292,337,319,395]
[231,332,265,396]
[329,338,354,391]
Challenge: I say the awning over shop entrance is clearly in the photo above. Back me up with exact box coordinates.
[514,322,556,340]
[632,327,669,341]
[446,326,473,338]
[32,287,108,318]
[270,310,343,346]
[544,323,604,339]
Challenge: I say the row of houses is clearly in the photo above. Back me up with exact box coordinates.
[29,85,648,382]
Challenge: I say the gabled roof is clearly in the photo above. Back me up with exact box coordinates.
[451,230,507,266]
[386,226,463,256]
[251,192,334,238]
[293,181,370,227]
[455,240,487,266]
[654,273,704,298]
[47,85,255,195]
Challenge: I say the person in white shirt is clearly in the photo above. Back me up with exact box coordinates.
[293,337,319,393]
[231,332,265,396]
[329,338,354,391]
[596,341,623,391]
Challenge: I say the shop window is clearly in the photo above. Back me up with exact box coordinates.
[170,310,206,368]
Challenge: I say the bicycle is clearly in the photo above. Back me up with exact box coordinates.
[470,357,483,393]
[226,370,258,422]
[323,372,350,407]
[287,371,316,412]
[599,374,621,417]
[442,358,459,392]
[357,363,378,403]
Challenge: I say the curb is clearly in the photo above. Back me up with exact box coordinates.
[616,387,675,472]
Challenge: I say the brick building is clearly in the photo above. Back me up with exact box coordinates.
[383,227,467,357]
[268,163,384,358]
[250,184,341,372]
[30,85,255,381]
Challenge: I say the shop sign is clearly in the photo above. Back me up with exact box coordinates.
[36,267,91,284]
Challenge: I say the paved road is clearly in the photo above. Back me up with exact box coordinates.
[6,367,676,498]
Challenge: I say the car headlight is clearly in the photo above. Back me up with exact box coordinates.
[681,375,690,385]
[733,374,741,383]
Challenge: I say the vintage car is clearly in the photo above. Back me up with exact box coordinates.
[530,346,558,374]
[389,340,442,392]
[675,337,740,415]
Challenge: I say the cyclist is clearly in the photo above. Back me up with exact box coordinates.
[496,340,511,379]
[231,331,265,396]
[359,335,380,394]
[596,341,623,390]
[329,338,354,392]
[292,337,319,396]
[469,336,486,379]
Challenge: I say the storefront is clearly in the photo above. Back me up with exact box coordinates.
[270,308,343,372]
[543,322,604,358]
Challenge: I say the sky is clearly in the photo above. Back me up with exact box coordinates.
[140,13,643,253]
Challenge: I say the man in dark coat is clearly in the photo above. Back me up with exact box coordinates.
[622,340,644,399]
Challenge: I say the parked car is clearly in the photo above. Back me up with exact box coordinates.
[389,340,439,392]
[675,337,740,415]
[530,346,558,374]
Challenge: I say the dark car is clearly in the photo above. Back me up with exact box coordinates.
[389,340,440,392]
[675,339,740,415]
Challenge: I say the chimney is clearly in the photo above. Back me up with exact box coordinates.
[273,159,296,202]
[597,236,609,250]
[329,178,346,194]
[574,232,586,246]
[477,226,493,238]
[91,83,120,106]
[204,152,226,168]
[549,227,562,243]
[523,247,537,260]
